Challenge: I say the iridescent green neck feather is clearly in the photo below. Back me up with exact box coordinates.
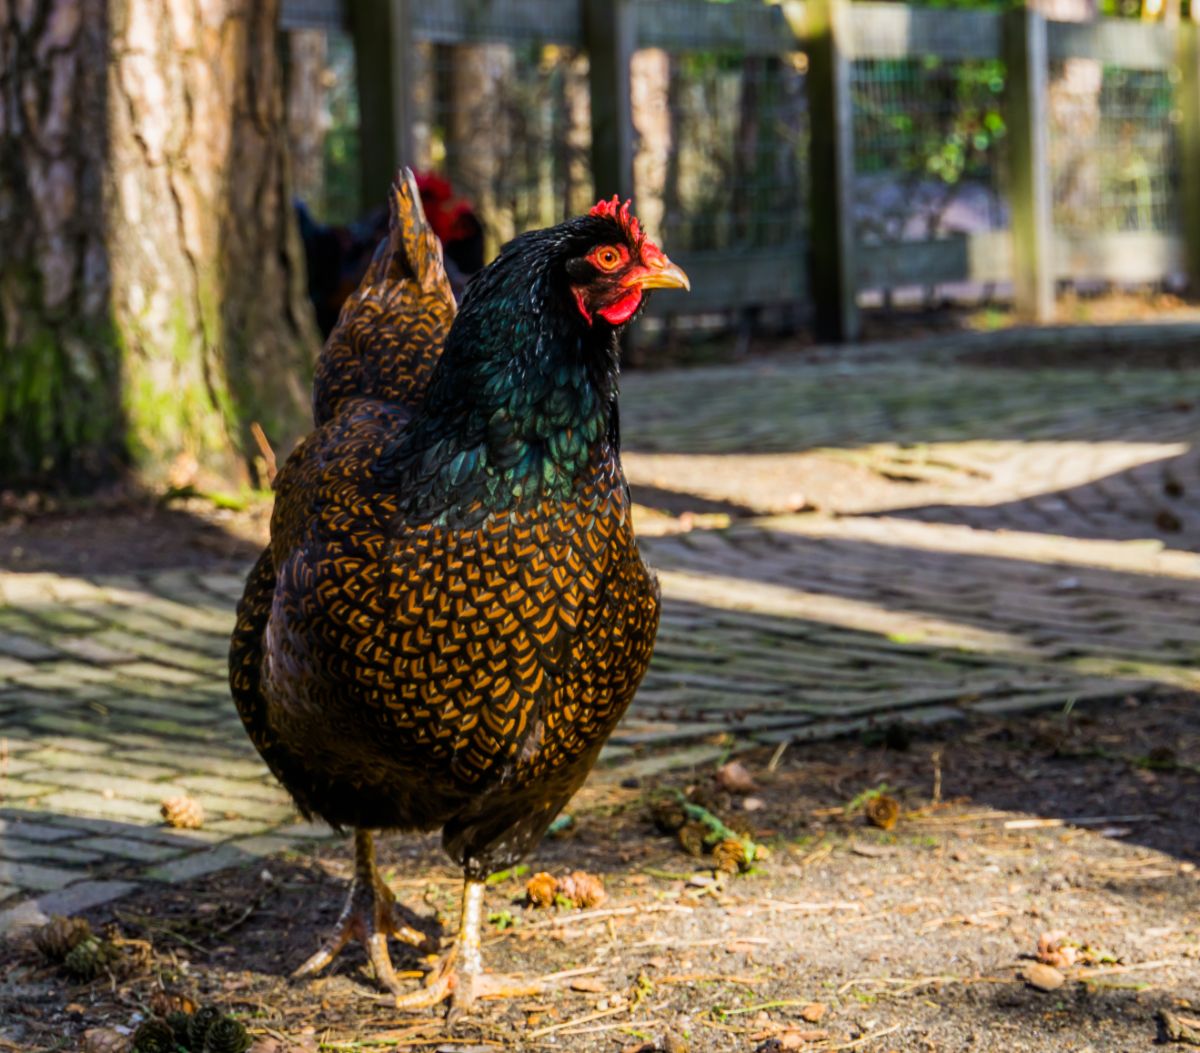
[379,217,627,527]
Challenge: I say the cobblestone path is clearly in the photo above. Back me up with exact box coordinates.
[3,330,1199,932]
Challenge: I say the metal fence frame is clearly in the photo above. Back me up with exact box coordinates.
[282,0,1200,340]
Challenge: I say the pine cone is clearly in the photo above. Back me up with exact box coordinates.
[188,1004,225,1048]
[865,794,900,831]
[131,1018,176,1053]
[203,1017,250,1053]
[161,795,205,829]
[649,797,686,834]
[63,934,118,981]
[713,838,746,875]
[525,871,558,909]
[32,914,92,961]
[677,820,708,857]
[166,1010,193,1045]
[83,1029,130,1053]
[556,870,607,909]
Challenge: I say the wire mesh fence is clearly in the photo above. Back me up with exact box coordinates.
[1048,60,1178,235]
[851,57,1009,247]
[633,49,810,256]
[412,41,595,256]
[280,0,1200,328]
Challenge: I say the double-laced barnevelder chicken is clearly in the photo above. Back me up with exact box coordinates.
[229,171,689,1012]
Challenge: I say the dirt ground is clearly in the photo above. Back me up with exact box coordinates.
[3,693,1197,1053]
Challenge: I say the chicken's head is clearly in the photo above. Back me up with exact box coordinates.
[564,197,689,327]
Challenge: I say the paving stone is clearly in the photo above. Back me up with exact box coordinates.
[2,340,1199,917]
[202,818,279,836]
[273,820,338,840]
[0,780,59,799]
[0,860,79,891]
[44,771,177,802]
[0,839,103,864]
[0,656,38,679]
[20,813,221,846]
[73,837,185,863]
[0,880,139,933]
[38,791,163,824]
[0,818,80,843]
[0,632,59,661]
[144,836,296,884]
[172,775,292,803]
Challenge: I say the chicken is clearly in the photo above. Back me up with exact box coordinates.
[296,173,483,338]
[230,170,689,1012]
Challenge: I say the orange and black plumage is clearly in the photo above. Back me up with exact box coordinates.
[230,173,689,1010]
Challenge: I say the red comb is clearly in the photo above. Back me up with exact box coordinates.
[589,195,643,246]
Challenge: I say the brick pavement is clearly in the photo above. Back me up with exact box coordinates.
[3,330,1199,933]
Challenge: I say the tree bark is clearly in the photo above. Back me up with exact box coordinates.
[286,28,329,211]
[0,0,318,490]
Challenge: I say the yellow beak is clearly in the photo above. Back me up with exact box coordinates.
[625,258,691,292]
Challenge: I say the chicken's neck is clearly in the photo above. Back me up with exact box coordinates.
[380,267,623,528]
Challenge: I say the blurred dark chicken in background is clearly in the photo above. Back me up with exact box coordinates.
[295,171,485,338]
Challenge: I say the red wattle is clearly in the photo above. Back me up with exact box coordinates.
[597,289,642,325]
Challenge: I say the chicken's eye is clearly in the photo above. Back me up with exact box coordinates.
[592,246,622,271]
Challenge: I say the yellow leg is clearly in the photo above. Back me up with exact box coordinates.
[293,829,432,995]
[394,878,543,1013]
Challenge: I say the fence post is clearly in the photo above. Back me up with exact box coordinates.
[584,0,636,203]
[1178,22,1200,295]
[806,0,859,343]
[1004,8,1053,323]
[349,0,416,206]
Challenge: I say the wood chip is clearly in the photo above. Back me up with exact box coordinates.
[1022,962,1066,991]
[717,760,757,793]
[849,841,894,858]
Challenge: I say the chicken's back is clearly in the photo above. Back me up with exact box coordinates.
[313,171,456,425]
[231,170,458,817]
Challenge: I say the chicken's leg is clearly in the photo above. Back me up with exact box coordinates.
[393,878,543,1013]
[294,828,432,994]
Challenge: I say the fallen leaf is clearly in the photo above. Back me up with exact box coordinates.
[1022,962,1066,991]
[1037,931,1077,969]
[557,870,607,908]
[865,794,900,831]
[525,872,558,909]
[570,976,607,993]
[800,1002,827,1023]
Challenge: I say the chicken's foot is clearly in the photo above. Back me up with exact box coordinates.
[293,828,433,995]
[393,878,543,1015]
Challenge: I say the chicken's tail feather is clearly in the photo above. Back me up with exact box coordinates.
[313,167,457,424]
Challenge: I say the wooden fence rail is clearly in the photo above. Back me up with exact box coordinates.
[281,0,1200,341]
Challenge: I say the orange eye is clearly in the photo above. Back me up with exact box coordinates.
[592,246,622,271]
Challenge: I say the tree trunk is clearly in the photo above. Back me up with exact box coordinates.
[0,0,318,490]
[286,28,329,213]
